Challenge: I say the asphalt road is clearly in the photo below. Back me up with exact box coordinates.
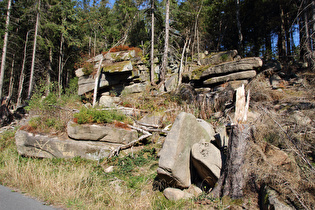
[0,185,58,210]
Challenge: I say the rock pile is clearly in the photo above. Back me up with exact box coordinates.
[157,112,226,200]
[76,50,150,101]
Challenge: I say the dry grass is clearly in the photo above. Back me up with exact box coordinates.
[0,131,200,209]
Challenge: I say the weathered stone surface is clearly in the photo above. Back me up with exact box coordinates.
[67,121,138,144]
[75,68,85,77]
[157,112,211,188]
[228,80,248,89]
[163,188,193,201]
[200,50,238,66]
[15,130,111,160]
[270,74,283,89]
[78,74,109,95]
[99,95,120,107]
[87,54,104,63]
[201,57,262,78]
[165,74,178,92]
[139,112,165,128]
[191,142,222,187]
[261,186,294,210]
[184,185,203,197]
[123,83,147,94]
[104,51,136,61]
[215,126,229,148]
[203,70,257,85]
[103,61,133,73]
[197,119,216,141]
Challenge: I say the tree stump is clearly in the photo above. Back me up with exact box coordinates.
[211,124,250,198]
[211,84,251,199]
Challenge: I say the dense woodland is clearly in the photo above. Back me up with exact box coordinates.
[0,0,314,106]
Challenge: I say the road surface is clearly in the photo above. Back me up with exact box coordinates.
[0,185,59,210]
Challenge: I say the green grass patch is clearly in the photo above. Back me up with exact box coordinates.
[73,107,130,124]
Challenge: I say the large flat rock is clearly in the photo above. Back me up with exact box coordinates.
[201,57,262,78]
[200,50,237,66]
[15,130,113,160]
[157,112,211,189]
[203,70,257,85]
[67,121,138,144]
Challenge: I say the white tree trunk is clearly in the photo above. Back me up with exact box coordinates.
[8,54,15,99]
[27,0,41,100]
[92,56,104,107]
[0,0,12,98]
[178,38,188,87]
[150,0,155,85]
[58,32,64,97]
[160,0,170,85]
[17,30,31,107]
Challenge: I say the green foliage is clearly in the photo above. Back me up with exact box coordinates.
[25,81,80,133]
[73,107,129,124]
[82,62,95,76]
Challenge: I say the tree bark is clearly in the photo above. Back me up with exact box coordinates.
[92,55,104,107]
[28,0,41,100]
[278,4,287,62]
[211,85,250,199]
[211,124,250,198]
[150,0,156,85]
[58,32,64,97]
[178,37,188,87]
[17,31,31,107]
[160,0,170,86]
[235,0,243,55]
[0,0,12,99]
[8,54,15,100]
[46,47,52,96]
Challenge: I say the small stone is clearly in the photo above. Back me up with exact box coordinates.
[163,188,193,201]
[104,166,114,173]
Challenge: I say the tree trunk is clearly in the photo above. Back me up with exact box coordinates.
[286,12,291,57]
[92,56,104,107]
[150,0,155,85]
[278,4,287,62]
[211,85,250,199]
[178,37,188,87]
[46,47,52,96]
[94,31,96,57]
[160,0,170,86]
[211,124,250,198]
[17,30,31,107]
[8,54,15,100]
[58,32,64,97]
[0,0,12,99]
[235,0,243,55]
[303,1,312,67]
[28,0,41,100]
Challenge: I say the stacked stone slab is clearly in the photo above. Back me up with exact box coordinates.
[186,51,263,86]
[76,50,150,97]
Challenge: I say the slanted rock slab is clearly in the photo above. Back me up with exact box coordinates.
[15,130,112,160]
[157,112,211,188]
[191,142,222,187]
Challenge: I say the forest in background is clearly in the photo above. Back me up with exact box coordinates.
[0,0,314,106]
